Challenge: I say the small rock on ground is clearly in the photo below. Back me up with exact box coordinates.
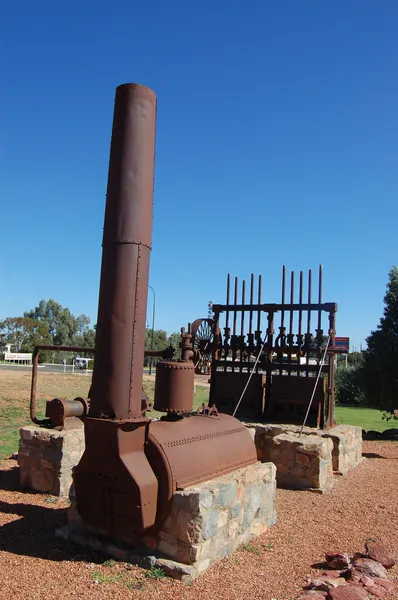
[351,559,388,580]
[326,553,351,570]
[365,539,396,570]
[329,586,371,600]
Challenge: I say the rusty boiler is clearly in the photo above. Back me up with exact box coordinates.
[73,83,256,544]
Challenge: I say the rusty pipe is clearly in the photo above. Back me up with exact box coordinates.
[29,343,168,426]
[30,347,46,425]
[29,345,95,425]
[89,83,157,420]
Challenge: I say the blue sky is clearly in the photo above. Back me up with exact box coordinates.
[1,1,397,351]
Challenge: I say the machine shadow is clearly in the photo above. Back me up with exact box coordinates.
[362,452,386,459]
[311,561,330,570]
[0,466,20,491]
[0,500,101,563]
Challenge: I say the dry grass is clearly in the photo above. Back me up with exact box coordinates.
[0,370,92,460]
[0,370,209,459]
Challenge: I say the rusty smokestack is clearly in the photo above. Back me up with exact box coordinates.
[74,83,257,542]
[89,83,157,420]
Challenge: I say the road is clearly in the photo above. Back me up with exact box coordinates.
[0,363,93,374]
[0,364,156,375]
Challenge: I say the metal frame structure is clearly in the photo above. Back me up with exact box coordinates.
[197,266,340,428]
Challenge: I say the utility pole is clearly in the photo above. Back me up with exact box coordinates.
[148,285,156,376]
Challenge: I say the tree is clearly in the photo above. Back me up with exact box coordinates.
[143,329,180,365]
[144,328,168,352]
[335,365,365,405]
[361,266,398,417]
[168,332,182,358]
[24,299,95,348]
[0,317,51,352]
[347,351,363,366]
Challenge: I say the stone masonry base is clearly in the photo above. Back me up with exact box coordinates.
[321,424,363,475]
[254,423,362,492]
[56,461,277,582]
[18,425,85,496]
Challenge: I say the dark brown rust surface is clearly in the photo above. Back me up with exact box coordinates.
[144,413,257,528]
[74,420,158,540]
[89,83,157,420]
[75,83,159,537]
[153,361,195,413]
[267,375,326,428]
[148,414,257,491]
[45,397,89,429]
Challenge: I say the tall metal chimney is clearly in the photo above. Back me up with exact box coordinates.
[89,83,157,420]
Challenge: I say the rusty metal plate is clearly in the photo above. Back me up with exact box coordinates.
[148,413,257,491]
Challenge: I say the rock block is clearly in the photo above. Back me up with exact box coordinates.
[255,425,334,492]
[365,538,395,569]
[18,425,85,496]
[321,425,363,475]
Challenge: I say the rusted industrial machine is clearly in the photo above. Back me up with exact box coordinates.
[186,267,343,428]
[65,83,257,544]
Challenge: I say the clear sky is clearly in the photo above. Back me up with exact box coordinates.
[1,1,397,350]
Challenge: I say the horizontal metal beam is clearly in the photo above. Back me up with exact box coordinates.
[33,345,95,354]
[213,361,329,373]
[212,302,337,314]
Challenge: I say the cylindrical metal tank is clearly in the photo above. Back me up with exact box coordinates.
[153,361,195,413]
[145,413,257,525]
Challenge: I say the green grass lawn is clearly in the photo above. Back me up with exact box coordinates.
[335,405,397,432]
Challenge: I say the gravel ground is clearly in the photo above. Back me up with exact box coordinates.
[0,441,397,600]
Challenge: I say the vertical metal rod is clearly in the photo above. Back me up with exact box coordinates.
[298,271,303,377]
[233,277,238,335]
[249,273,254,334]
[289,271,294,373]
[225,273,230,371]
[278,265,286,376]
[289,271,294,336]
[226,273,230,331]
[306,269,312,377]
[317,264,323,333]
[232,277,238,372]
[327,310,337,428]
[257,274,262,332]
[241,280,246,336]
[241,280,246,370]
[256,274,262,374]
[281,265,286,329]
[148,285,156,376]
[307,269,312,333]
[299,335,331,436]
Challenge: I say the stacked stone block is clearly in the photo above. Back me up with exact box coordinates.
[151,461,277,569]
[255,424,334,492]
[18,425,85,496]
[320,424,363,475]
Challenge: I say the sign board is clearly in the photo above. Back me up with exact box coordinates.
[4,352,32,362]
[334,337,350,352]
